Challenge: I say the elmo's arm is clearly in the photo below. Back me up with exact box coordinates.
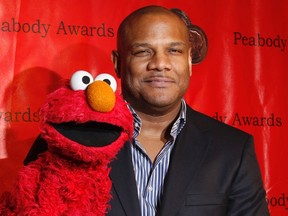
[0,159,44,215]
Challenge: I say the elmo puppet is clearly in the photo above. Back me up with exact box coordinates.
[0,71,133,215]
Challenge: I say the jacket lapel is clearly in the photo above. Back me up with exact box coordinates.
[109,142,141,216]
[158,108,211,216]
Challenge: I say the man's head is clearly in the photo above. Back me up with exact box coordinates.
[112,6,206,114]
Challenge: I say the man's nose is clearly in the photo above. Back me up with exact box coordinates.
[147,52,172,71]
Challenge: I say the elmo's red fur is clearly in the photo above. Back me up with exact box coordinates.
[0,72,133,215]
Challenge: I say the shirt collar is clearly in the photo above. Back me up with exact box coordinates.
[127,99,187,139]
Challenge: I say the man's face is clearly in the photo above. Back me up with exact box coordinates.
[115,12,192,113]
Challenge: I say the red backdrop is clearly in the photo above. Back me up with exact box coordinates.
[0,0,287,215]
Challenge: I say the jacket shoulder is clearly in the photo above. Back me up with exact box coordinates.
[186,106,252,144]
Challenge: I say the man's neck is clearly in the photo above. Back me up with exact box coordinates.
[131,101,182,162]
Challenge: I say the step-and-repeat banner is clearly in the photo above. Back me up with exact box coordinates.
[0,0,287,215]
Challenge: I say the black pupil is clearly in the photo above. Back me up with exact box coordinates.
[82,76,91,84]
[103,79,111,85]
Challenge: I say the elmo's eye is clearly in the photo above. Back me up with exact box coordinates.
[95,73,117,92]
[70,70,93,90]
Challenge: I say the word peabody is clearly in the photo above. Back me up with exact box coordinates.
[234,32,287,52]
[1,18,50,38]
[266,193,288,211]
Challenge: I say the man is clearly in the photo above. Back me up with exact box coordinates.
[25,5,269,216]
[108,5,269,216]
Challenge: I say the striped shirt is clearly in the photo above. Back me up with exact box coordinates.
[129,100,187,216]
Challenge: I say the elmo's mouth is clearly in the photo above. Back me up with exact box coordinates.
[53,122,121,147]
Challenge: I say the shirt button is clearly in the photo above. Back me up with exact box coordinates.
[148,186,153,192]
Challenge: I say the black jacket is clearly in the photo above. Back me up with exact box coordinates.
[25,106,270,216]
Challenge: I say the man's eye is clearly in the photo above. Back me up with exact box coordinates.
[169,49,183,54]
[132,50,151,56]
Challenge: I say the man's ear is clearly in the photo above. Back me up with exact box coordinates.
[111,50,121,78]
[189,48,193,76]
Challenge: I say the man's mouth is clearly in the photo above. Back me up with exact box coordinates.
[143,77,175,88]
[53,121,121,147]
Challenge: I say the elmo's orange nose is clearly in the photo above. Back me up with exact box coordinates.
[86,81,116,112]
